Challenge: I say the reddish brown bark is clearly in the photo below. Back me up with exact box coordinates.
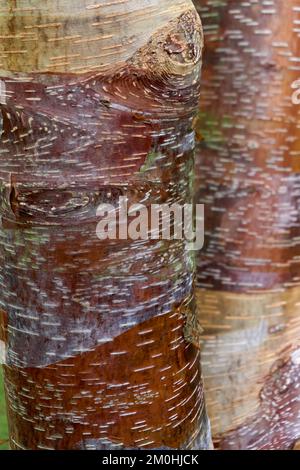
[5,311,205,450]
[0,0,211,450]
[194,0,300,450]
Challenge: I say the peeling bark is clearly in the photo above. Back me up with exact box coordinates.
[194,0,300,450]
[0,1,211,450]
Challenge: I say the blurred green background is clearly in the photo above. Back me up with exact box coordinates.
[0,367,9,450]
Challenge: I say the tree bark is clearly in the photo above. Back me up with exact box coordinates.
[0,0,211,450]
[193,0,300,450]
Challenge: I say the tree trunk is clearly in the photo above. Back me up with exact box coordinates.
[0,0,211,450]
[193,0,300,450]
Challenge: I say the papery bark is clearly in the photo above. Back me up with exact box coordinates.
[193,0,300,450]
[0,0,211,450]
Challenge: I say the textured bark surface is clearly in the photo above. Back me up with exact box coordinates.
[194,0,300,450]
[0,0,211,450]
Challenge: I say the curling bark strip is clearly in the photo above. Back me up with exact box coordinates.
[0,0,211,450]
[194,0,300,450]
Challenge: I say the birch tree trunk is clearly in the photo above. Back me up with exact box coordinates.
[0,0,211,450]
[194,0,300,450]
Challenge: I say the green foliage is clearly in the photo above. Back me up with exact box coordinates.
[0,367,8,450]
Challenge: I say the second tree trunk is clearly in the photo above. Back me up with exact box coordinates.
[194,0,300,450]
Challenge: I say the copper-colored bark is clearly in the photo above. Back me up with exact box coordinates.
[0,1,211,450]
[5,311,207,450]
[194,0,300,450]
